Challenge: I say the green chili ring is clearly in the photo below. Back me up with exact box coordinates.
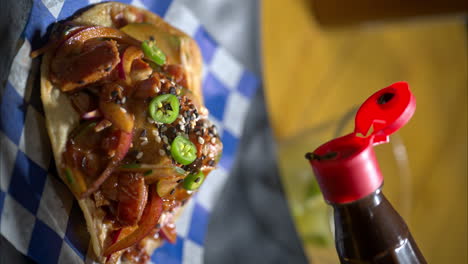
[149,94,180,124]
[183,171,205,191]
[142,40,166,65]
[170,136,197,165]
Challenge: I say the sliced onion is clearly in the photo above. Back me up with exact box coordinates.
[121,46,143,85]
[103,186,163,256]
[99,100,134,133]
[159,224,177,244]
[117,164,187,185]
[56,26,140,58]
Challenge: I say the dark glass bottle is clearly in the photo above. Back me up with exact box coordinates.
[332,189,425,263]
[307,82,426,264]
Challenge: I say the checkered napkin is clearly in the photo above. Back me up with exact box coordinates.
[0,0,259,263]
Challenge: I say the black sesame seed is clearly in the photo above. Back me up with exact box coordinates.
[111,90,118,99]
[169,87,176,95]
[208,159,215,166]
[105,66,112,72]
[140,129,147,137]
[176,179,183,183]
[194,177,201,183]
[156,224,161,229]
[170,188,175,195]
[77,80,85,84]
[149,36,155,41]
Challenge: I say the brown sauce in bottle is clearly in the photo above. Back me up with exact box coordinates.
[332,189,426,264]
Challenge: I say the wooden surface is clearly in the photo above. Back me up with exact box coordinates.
[261,0,467,263]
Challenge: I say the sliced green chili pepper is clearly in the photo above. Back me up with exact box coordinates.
[65,168,74,184]
[149,94,179,123]
[120,163,141,169]
[170,136,197,165]
[183,171,205,190]
[141,40,166,65]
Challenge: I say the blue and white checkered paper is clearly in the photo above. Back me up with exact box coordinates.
[0,0,260,263]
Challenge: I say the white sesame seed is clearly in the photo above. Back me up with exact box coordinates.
[141,140,149,146]
[166,145,171,150]
[156,136,162,143]
[147,117,155,124]
[121,97,127,104]
[120,107,127,113]
[161,79,166,83]
[136,152,143,159]
[176,89,181,95]
[212,127,217,134]
[152,129,159,136]
[208,153,214,158]
[196,131,201,136]
[211,137,216,144]
[130,143,133,148]
[198,137,205,144]
[163,136,168,144]
[192,114,197,120]
[139,137,148,141]
[159,149,166,156]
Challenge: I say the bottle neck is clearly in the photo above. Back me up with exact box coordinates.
[331,189,426,263]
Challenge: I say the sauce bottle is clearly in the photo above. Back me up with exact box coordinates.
[306,82,427,263]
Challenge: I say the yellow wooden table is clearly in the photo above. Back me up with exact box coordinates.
[262,0,467,263]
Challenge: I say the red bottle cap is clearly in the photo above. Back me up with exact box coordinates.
[307,82,416,204]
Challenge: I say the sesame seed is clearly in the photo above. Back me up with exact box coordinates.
[166,145,171,150]
[194,177,201,183]
[192,114,197,120]
[170,189,175,195]
[176,179,183,183]
[156,136,161,143]
[136,152,143,159]
[198,137,205,144]
[196,131,201,136]
[152,129,159,137]
[140,129,147,137]
[159,149,165,156]
[176,89,181,95]
[163,136,168,144]
[180,125,185,131]
[211,137,216,144]
[121,97,127,104]
[161,79,166,84]
[120,108,127,113]
[161,126,167,132]
[139,136,148,141]
[141,140,149,146]
[130,143,133,148]
[209,153,214,158]
[147,117,155,124]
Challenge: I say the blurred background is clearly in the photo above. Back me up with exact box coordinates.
[262,0,467,263]
[0,0,466,263]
